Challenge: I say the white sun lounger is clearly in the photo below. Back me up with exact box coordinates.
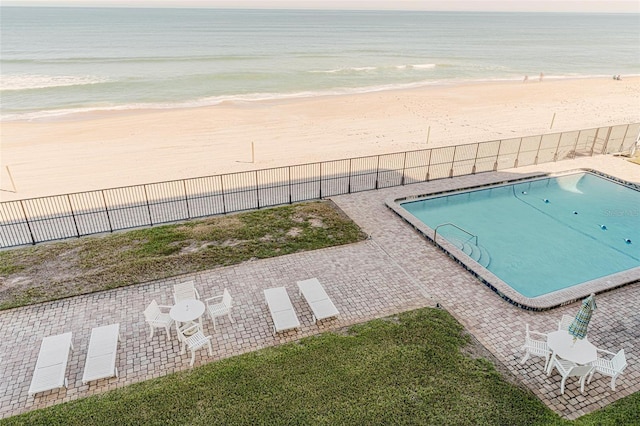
[82,323,121,384]
[297,278,339,324]
[28,332,74,397]
[264,287,300,335]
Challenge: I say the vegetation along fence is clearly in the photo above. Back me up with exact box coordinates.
[1,123,638,248]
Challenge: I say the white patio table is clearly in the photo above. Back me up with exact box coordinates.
[170,299,205,331]
[546,329,597,375]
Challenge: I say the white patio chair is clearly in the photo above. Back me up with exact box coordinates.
[520,324,551,371]
[587,348,627,391]
[204,288,234,330]
[173,280,200,304]
[550,358,594,395]
[177,323,213,367]
[143,300,174,341]
[558,314,574,332]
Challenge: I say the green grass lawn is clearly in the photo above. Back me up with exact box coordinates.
[3,308,638,425]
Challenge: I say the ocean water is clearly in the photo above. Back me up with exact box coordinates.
[1,7,639,121]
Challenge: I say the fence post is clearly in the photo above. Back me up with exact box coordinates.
[375,156,380,189]
[19,200,36,245]
[319,162,323,198]
[534,135,543,165]
[255,170,260,208]
[600,126,612,155]
[182,180,191,219]
[401,152,407,185]
[449,146,456,177]
[66,194,80,238]
[618,124,630,153]
[589,128,600,156]
[471,143,479,174]
[348,159,352,193]
[220,175,227,214]
[143,185,153,225]
[426,148,432,181]
[572,131,581,159]
[288,166,292,204]
[514,138,523,168]
[553,133,561,162]
[101,190,113,232]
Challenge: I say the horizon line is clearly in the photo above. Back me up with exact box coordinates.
[2,5,639,14]
[2,0,639,14]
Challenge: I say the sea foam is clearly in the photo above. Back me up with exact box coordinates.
[0,74,109,91]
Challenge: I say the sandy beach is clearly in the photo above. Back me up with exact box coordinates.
[1,77,639,201]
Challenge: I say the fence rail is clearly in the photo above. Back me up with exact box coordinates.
[1,123,638,248]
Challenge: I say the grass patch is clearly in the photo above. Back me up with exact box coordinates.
[0,201,366,310]
[1,308,573,426]
[573,392,640,425]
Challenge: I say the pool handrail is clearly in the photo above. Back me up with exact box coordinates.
[434,223,478,247]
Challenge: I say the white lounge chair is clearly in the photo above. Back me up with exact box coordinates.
[205,288,234,330]
[177,323,213,367]
[587,348,627,391]
[296,278,339,324]
[143,300,174,341]
[550,358,594,395]
[28,332,74,397]
[264,287,300,335]
[520,324,551,371]
[82,323,121,384]
[173,280,200,304]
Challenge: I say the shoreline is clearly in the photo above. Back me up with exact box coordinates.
[3,74,638,124]
[1,77,639,201]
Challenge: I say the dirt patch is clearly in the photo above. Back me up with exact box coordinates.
[221,239,247,247]
[291,214,305,223]
[188,217,244,239]
[309,218,325,228]
[286,228,303,237]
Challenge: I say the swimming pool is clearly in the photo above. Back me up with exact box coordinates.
[388,170,640,310]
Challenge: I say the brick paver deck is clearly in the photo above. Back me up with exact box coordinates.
[0,155,637,420]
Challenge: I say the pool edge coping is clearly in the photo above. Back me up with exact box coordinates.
[385,168,640,311]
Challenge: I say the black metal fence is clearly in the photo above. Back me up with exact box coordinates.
[1,123,638,248]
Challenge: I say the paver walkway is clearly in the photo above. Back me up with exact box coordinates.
[0,155,638,420]
[332,156,639,420]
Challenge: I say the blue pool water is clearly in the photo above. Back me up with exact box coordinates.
[401,172,640,298]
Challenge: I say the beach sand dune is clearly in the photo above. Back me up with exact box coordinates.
[1,77,639,201]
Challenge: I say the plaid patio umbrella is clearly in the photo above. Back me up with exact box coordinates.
[568,293,597,340]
